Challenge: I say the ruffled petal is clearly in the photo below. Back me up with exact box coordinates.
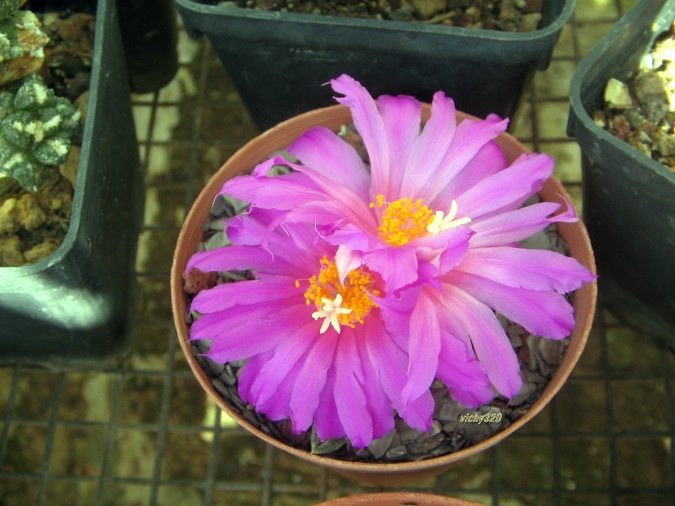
[190,300,289,342]
[220,166,324,211]
[334,329,373,448]
[238,351,272,404]
[289,332,339,433]
[190,275,293,313]
[363,245,419,293]
[430,139,508,210]
[399,390,434,432]
[423,114,509,205]
[400,91,457,199]
[245,320,317,407]
[377,93,423,200]
[205,304,312,363]
[313,365,345,441]
[437,330,494,408]
[187,245,294,276]
[287,126,371,201]
[439,282,523,398]
[413,225,473,276]
[334,245,365,283]
[402,289,441,407]
[323,223,383,252]
[447,270,577,340]
[330,74,391,198]
[376,286,421,339]
[357,333,396,440]
[457,247,596,294]
[469,202,564,248]
[363,314,433,431]
[456,153,554,220]
[239,351,300,422]
[255,363,301,421]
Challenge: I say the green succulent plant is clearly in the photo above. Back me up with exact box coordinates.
[0,0,21,23]
[0,74,81,192]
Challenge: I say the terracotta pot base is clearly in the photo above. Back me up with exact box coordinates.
[171,105,597,486]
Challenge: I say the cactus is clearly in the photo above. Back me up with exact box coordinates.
[0,74,81,192]
[0,1,21,23]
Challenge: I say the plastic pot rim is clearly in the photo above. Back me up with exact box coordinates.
[175,0,576,42]
[568,0,675,184]
[1,0,113,275]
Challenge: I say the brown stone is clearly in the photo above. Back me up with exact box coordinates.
[410,0,446,20]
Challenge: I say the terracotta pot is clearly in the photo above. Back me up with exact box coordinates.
[171,105,597,487]
[315,492,483,506]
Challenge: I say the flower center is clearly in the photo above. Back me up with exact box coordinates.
[370,194,471,246]
[300,255,380,334]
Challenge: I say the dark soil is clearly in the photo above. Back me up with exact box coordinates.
[209,0,544,32]
[593,22,675,172]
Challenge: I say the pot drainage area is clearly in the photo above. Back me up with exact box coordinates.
[2,1,674,505]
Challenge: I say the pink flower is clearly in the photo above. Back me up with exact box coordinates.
[187,208,493,448]
[219,75,595,411]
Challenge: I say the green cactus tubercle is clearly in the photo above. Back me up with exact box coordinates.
[0,0,21,23]
[0,75,81,192]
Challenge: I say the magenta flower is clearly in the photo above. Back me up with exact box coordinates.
[187,208,493,448]
[219,74,595,411]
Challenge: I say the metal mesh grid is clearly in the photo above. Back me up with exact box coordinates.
[2,1,675,504]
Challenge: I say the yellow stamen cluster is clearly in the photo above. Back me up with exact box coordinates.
[370,194,435,246]
[302,255,380,331]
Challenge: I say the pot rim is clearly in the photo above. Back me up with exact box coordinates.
[170,104,597,477]
[315,491,484,505]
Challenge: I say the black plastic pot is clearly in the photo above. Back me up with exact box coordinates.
[0,0,143,368]
[118,0,179,93]
[568,0,675,348]
[175,0,575,131]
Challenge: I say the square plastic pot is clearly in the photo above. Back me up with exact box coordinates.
[118,0,179,93]
[175,0,575,131]
[568,0,675,348]
[0,0,144,368]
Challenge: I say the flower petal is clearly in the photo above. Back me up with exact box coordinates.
[220,166,324,211]
[330,74,391,198]
[430,139,508,211]
[205,304,312,363]
[290,332,339,433]
[314,365,345,441]
[363,245,419,293]
[190,300,286,342]
[190,275,293,313]
[246,320,317,407]
[400,91,457,199]
[363,314,433,431]
[334,329,373,448]
[357,334,396,440]
[239,351,299,421]
[402,289,441,407]
[399,391,434,432]
[447,270,577,340]
[456,153,554,220]
[287,126,371,201]
[424,114,509,206]
[469,201,563,248]
[377,93,423,200]
[187,245,289,275]
[457,247,596,294]
[437,330,494,408]
[439,282,523,398]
